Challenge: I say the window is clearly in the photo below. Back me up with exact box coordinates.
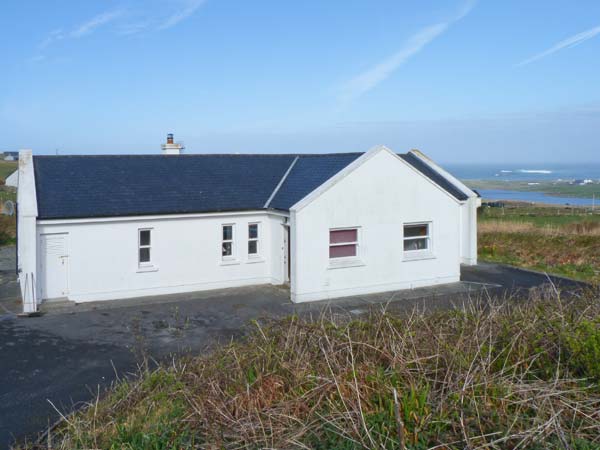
[403,223,430,252]
[329,228,358,259]
[248,223,259,256]
[138,229,151,265]
[222,225,234,258]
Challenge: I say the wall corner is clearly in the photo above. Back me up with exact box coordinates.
[17,149,39,313]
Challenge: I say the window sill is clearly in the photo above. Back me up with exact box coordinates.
[220,259,241,266]
[327,258,365,270]
[403,251,435,262]
[137,265,159,273]
[246,256,265,264]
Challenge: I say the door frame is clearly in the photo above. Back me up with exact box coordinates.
[282,224,290,284]
[38,232,70,300]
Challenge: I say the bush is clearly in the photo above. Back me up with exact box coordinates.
[565,319,600,380]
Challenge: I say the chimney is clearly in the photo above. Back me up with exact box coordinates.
[161,133,184,155]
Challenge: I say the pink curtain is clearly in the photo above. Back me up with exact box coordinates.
[329,244,356,258]
[330,229,357,244]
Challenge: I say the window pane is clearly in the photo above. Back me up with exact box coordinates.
[404,224,428,238]
[330,229,357,244]
[222,225,233,241]
[404,238,428,251]
[248,240,258,254]
[140,230,151,246]
[248,224,258,239]
[329,244,357,258]
[222,242,232,256]
[139,247,150,263]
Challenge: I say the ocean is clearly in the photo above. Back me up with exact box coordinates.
[444,163,600,182]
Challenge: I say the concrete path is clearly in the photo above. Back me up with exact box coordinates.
[0,244,586,449]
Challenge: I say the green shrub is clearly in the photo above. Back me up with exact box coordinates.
[565,319,600,379]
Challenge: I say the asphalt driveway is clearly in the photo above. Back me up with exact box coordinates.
[0,245,586,449]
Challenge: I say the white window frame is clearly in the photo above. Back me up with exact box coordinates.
[247,222,260,258]
[403,222,434,261]
[221,224,235,261]
[138,228,153,267]
[328,227,364,269]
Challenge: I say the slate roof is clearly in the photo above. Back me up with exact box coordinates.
[33,151,469,220]
[398,153,469,201]
[269,153,362,210]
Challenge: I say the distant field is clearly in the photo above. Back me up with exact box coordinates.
[466,179,600,199]
[0,160,17,183]
[479,205,600,283]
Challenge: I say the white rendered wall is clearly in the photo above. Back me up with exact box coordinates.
[37,211,287,302]
[17,150,38,312]
[459,197,480,265]
[290,150,462,303]
[5,170,18,187]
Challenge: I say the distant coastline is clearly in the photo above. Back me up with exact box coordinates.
[447,163,600,206]
[464,179,599,200]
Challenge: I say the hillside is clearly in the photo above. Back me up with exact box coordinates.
[478,205,600,283]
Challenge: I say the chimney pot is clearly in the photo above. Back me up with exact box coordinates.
[161,133,184,155]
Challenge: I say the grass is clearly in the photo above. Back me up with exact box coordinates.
[0,215,16,247]
[0,186,17,247]
[478,206,600,283]
[19,288,600,449]
[0,160,17,183]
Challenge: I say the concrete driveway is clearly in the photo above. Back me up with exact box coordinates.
[0,245,586,449]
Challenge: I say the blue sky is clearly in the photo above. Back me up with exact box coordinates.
[1,0,599,163]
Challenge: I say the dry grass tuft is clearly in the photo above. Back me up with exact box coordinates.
[21,287,600,450]
[479,220,600,236]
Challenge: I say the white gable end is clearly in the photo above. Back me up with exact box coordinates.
[289,148,463,302]
[291,145,463,214]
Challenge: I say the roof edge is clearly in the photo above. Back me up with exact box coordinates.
[290,145,395,213]
[408,149,477,199]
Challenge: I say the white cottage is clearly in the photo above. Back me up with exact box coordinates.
[16,141,480,313]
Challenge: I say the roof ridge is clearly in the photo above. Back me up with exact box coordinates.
[32,152,366,158]
[264,156,299,209]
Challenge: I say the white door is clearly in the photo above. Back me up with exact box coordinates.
[40,233,69,299]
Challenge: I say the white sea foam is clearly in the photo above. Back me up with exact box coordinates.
[500,170,513,173]
[518,169,552,174]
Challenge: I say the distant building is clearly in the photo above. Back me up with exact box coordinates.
[573,179,593,186]
[3,151,19,161]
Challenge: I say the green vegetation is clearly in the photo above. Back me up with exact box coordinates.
[479,205,600,283]
[17,289,600,449]
[0,160,17,183]
[0,215,15,247]
[466,179,600,199]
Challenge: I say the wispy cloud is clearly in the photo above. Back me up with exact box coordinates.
[39,29,66,49]
[157,0,207,30]
[337,0,476,104]
[71,10,124,38]
[517,25,600,66]
[38,9,123,50]
[34,1,207,60]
